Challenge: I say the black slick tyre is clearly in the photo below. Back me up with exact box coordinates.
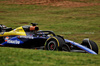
[81,40,98,54]
[45,37,70,52]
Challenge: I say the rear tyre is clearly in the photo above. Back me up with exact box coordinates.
[81,40,98,54]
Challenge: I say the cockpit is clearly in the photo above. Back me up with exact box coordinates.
[22,23,39,32]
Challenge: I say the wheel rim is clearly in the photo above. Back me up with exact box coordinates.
[48,41,56,50]
[50,44,54,50]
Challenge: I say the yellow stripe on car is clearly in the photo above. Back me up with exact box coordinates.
[0,26,26,37]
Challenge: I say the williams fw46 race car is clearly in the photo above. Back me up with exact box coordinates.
[0,23,99,55]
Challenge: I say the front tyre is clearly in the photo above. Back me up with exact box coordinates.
[45,37,65,51]
[45,37,70,52]
[81,40,98,54]
[46,40,58,50]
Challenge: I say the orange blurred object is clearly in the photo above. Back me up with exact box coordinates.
[29,26,39,31]
[5,37,9,42]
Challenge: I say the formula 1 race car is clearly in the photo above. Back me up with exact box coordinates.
[0,23,98,55]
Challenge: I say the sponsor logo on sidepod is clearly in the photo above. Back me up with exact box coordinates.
[7,40,20,44]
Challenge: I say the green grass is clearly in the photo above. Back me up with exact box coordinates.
[0,47,100,66]
[0,1,100,66]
